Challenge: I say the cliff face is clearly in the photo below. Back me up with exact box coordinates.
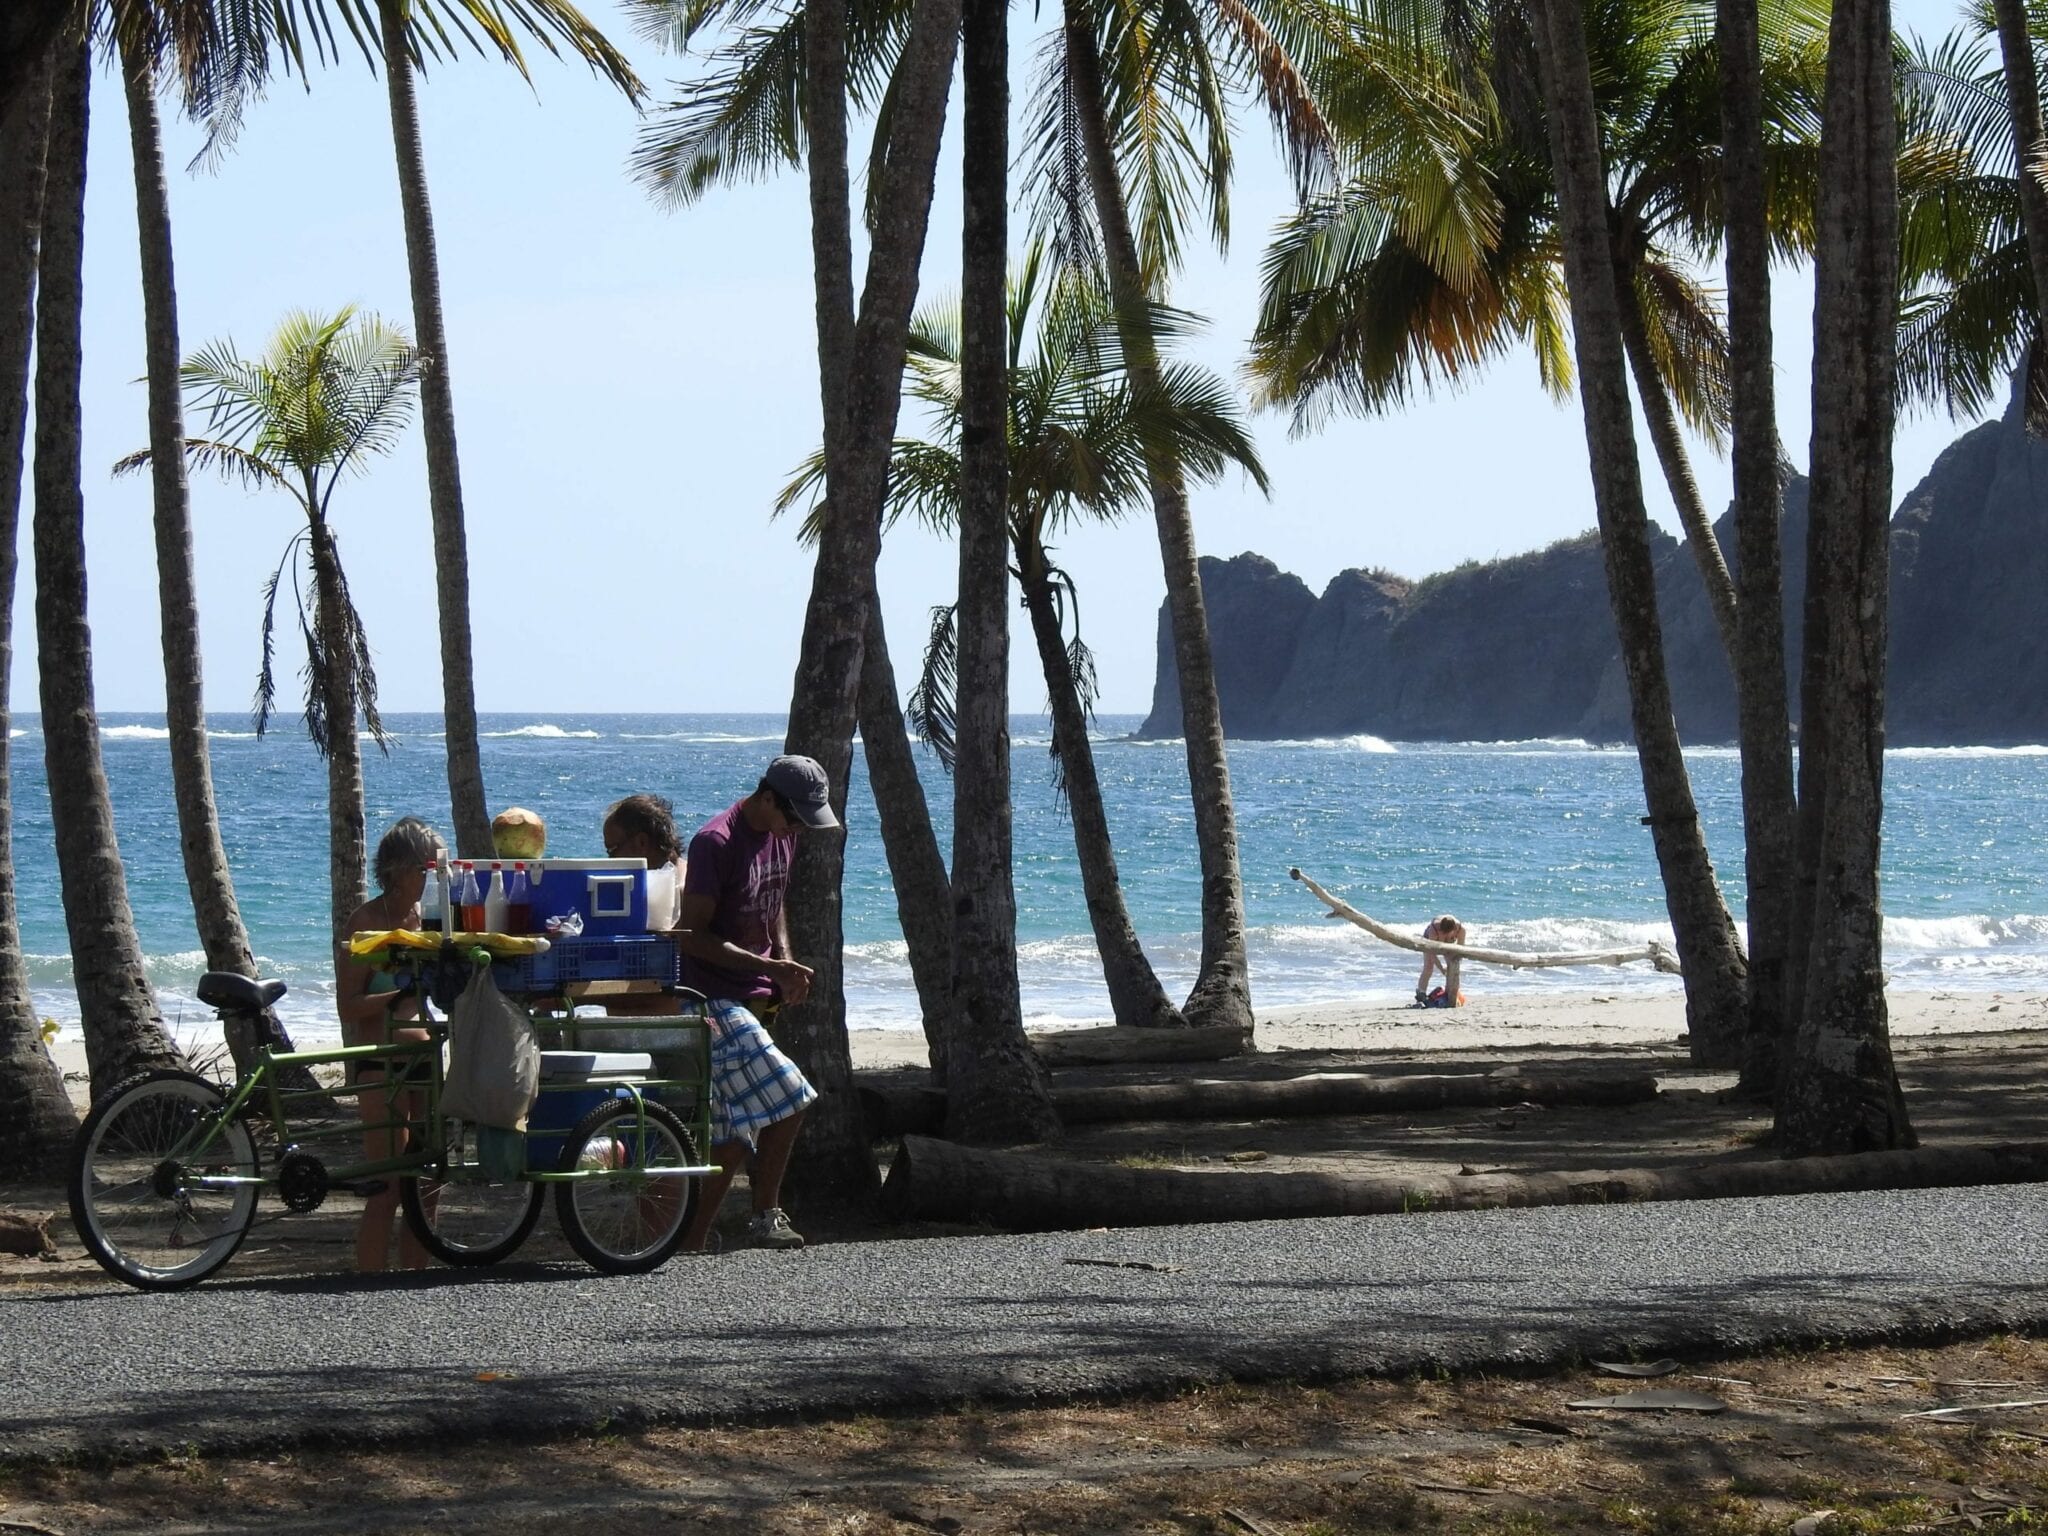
[1138,393,2048,745]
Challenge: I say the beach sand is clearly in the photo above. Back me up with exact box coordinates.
[47,987,2044,1093]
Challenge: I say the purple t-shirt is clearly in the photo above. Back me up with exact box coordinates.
[678,799,795,1002]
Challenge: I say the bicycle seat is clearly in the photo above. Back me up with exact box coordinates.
[197,972,288,1012]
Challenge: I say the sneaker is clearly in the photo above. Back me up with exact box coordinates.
[746,1208,805,1251]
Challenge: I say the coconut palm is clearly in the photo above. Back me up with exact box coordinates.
[1518,0,1752,1066]
[0,61,77,1166]
[1773,0,1915,1155]
[632,0,963,1082]
[1022,0,1495,1036]
[636,0,967,1196]
[783,251,1271,1035]
[34,37,186,1098]
[1985,0,2048,356]
[364,0,641,860]
[119,310,422,948]
[106,0,306,1078]
[946,0,1060,1142]
[1250,0,1835,665]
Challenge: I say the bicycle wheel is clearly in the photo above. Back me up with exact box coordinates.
[554,1098,699,1275]
[401,1124,544,1267]
[69,1070,259,1291]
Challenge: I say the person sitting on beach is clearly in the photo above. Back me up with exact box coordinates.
[335,816,445,1272]
[1416,914,1466,1008]
[663,755,833,1253]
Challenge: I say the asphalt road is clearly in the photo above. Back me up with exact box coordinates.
[3,1185,2042,1464]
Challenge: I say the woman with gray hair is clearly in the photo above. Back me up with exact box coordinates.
[335,815,445,1271]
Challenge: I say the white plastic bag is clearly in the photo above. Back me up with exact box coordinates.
[440,965,540,1131]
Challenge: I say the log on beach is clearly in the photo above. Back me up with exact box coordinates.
[881,1135,2048,1231]
[857,1070,1659,1138]
[1029,1024,1251,1067]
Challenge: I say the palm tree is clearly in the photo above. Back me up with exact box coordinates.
[787,253,1272,1033]
[640,0,966,1197]
[0,58,77,1169]
[34,36,186,1097]
[111,2,306,1078]
[632,0,964,1083]
[1717,0,1801,1099]
[1250,0,1834,663]
[1525,0,1751,1066]
[119,310,422,948]
[1987,0,2048,355]
[1772,0,1914,1156]
[1024,0,1493,1035]
[946,0,1060,1142]
[364,0,641,860]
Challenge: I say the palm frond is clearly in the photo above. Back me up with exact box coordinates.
[905,603,960,772]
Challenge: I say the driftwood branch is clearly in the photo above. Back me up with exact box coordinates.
[882,1137,2048,1231]
[1290,867,1683,974]
[859,1070,1658,1138]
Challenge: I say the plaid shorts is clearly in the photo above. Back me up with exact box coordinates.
[707,1000,818,1149]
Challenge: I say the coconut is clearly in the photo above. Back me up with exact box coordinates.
[491,806,547,860]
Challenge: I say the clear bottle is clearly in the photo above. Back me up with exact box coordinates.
[458,862,486,933]
[483,863,509,935]
[506,863,532,936]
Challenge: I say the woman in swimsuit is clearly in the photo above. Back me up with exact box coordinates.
[336,816,445,1271]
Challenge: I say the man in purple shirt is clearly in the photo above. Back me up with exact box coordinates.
[668,755,836,1251]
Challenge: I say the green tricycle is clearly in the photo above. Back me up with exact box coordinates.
[66,934,718,1291]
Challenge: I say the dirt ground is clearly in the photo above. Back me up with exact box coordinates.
[5,1029,2044,1290]
[4,1034,2045,1533]
[2,1334,2043,1534]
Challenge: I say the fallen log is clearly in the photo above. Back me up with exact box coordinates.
[1290,867,1683,974]
[858,1070,1659,1138]
[1029,1024,1250,1067]
[881,1135,2048,1231]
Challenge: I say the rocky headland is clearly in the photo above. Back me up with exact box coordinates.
[1139,387,2048,745]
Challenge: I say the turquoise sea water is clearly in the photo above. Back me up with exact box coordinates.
[11,712,2047,1044]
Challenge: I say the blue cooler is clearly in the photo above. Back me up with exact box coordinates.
[525,858,649,936]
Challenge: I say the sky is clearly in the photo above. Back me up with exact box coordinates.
[17,0,1990,720]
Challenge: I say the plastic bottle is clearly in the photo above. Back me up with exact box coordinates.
[458,862,486,933]
[420,863,440,930]
[506,863,532,936]
[483,863,509,935]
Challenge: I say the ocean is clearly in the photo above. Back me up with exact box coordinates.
[11,713,2046,1046]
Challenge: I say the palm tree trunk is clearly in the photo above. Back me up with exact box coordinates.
[120,32,303,1079]
[1062,0,1252,1037]
[1019,551,1185,1030]
[1773,0,1913,1156]
[1991,0,2048,365]
[779,0,961,1201]
[1613,265,1740,661]
[0,57,76,1171]
[857,607,954,1079]
[1717,0,1800,1102]
[33,40,183,1098]
[945,0,1059,1145]
[0,0,71,137]
[307,518,369,947]
[1529,0,1749,1068]
[376,0,491,860]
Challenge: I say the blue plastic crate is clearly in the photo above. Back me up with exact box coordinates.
[493,935,681,992]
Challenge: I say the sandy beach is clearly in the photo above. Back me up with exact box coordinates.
[46,987,2044,1093]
